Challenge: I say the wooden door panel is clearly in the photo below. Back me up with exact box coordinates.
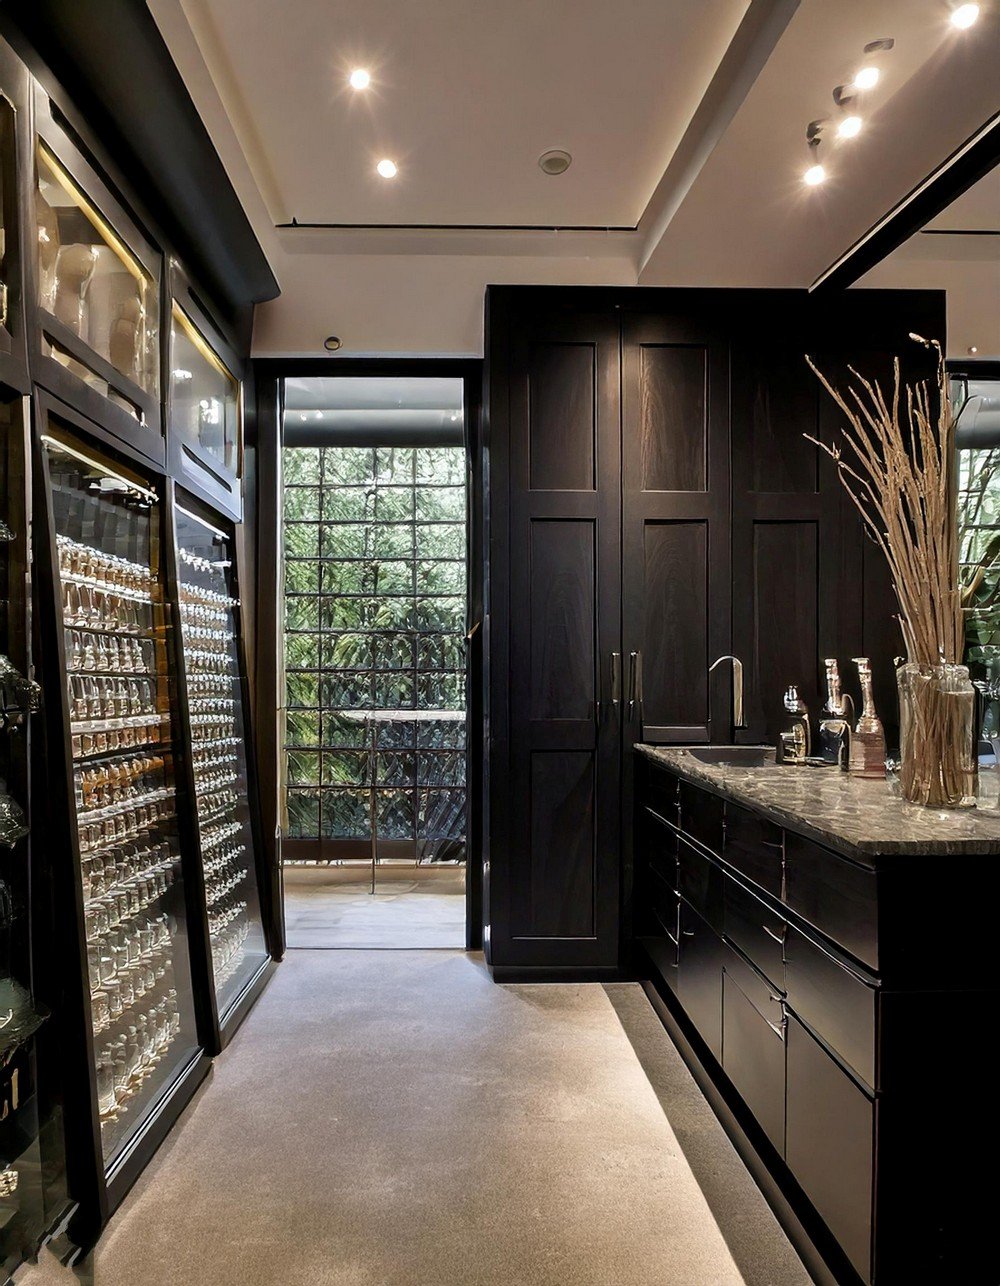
[510,750,596,939]
[642,520,709,736]
[528,519,595,722]
[639,344,708,491]
[527,341,596,492]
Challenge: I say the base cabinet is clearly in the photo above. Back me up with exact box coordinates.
[786,1015,874,1283]
[635,753,997,1285]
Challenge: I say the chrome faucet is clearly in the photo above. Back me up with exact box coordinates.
[709,655,745,732]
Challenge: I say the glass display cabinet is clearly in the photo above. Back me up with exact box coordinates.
[32,89,163,463]
[34,405,209,1228]
[1,388,72,1277]
[168,271,243,520]
[0,41,29,388]
[171,494,270,1045]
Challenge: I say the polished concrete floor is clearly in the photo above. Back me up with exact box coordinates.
[26,951,809,1286]
[283,864,466,949]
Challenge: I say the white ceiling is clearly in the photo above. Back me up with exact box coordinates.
[149,0,1000,354]
[170,0,750,228]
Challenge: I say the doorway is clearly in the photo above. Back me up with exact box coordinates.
[277,372,476,948]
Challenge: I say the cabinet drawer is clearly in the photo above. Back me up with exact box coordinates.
[722,801,783,898]
[642,807,679,887]
[722,947,786,1155]
[678,836,724,933]
[784,926,878,1091]
[679,780,724,855]
[786,1014,874,1284]
[724,876,785,992]
[647,864,680,942]
[645,765,680,828]
[784,831,877,969]
[678,900,723,1061]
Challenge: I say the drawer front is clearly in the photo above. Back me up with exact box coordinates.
[786,1014,874,1284]
[645,765,680,828]
[724,876,786,992]
[784,831,878,969]
[679,780,724,855]
[784,926,878,1092]
[723,801,783,898]
[642,807,679,887]
[722,947,786,1155]
[677,900,723,1061]
[678,836,724,933]
[646,863,680,942]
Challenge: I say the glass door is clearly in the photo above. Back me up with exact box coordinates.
[41,431,202,1173]
[173,501,268,1025]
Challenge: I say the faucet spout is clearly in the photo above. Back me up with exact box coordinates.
[709,655,746,731]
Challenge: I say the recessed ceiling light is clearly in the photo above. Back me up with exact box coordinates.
[951,3,980,27]
[969,345,979,354]
[539,149,572,176]
[804,164,827,186]
[838,115,863,139]
[349,68,371,90]
[853,66,880,90]
[376,158,398,179]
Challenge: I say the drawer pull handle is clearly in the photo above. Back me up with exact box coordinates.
[681,928,695,938]
[761,840,783,850]
[762,923,786,944]
[765,1017,786,1040]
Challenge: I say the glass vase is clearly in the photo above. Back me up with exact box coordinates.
[896,663,978,808]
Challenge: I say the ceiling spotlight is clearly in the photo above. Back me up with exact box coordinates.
[538,149,572,175]
[376,158,398,178]
[324,335,342,352]
[968,345,979,354]
[951,3,980,27]
[853,66,880,90]
[349,68,371,90]
[838,115,863,139]
[804,164,827,186]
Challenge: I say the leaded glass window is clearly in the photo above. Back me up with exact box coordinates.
[282,441,467,860]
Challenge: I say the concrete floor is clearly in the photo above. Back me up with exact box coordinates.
[282,865,466,949]
[25,950,809,1286]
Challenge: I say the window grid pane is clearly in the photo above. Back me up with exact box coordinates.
[282,443,467,857]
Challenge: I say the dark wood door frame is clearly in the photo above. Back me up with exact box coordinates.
[252,356,484,952]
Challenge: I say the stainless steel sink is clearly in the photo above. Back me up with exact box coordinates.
[686,745,774,767]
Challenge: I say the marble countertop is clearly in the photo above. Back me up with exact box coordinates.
[636,745,1000,860]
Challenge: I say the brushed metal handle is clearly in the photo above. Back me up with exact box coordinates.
[682,928,695,938]
[610,652,621,708]
[627,651,637,717]
[761,839,784,851]
[0,282,7,330]
[762,923,786,945]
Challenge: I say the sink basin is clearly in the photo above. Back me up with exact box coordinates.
[686,745,774,767]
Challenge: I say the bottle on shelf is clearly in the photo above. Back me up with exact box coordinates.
[849,657,887,779]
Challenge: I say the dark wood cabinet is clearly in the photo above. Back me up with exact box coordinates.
[635,753,1000,1285]
[485,286,944,978]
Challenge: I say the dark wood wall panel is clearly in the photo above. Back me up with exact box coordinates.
[511,751,595,938]
[528,342,595,492]
[639,345,707,491]
[751,521,819,736]
[529,519,595,721]
[740,347,820,493]
[643,521,708,730]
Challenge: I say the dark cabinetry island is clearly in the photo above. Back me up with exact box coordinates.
[635,745,999,1286]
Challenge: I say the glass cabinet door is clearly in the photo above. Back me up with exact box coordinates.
[42,434,201,1173]
[1,395,68,1278]
[35,142,159,425]
[170,305,240,477]
[173,503,268,1020]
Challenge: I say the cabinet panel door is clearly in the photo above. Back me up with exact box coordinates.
[501,311,622,965]
[621,314,731,746]
[786,1014,874,1284]
[677,899,723,1061]
[722,947,786,1154]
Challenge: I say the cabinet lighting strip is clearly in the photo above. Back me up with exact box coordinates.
[41,435,159,503]
[174,503,227,542]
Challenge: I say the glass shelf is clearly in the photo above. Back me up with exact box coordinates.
[42,437,201,1172]
[174,503,267,1018]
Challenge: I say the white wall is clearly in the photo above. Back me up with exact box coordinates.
[251,252,637,357]
[855,254,1000,361]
